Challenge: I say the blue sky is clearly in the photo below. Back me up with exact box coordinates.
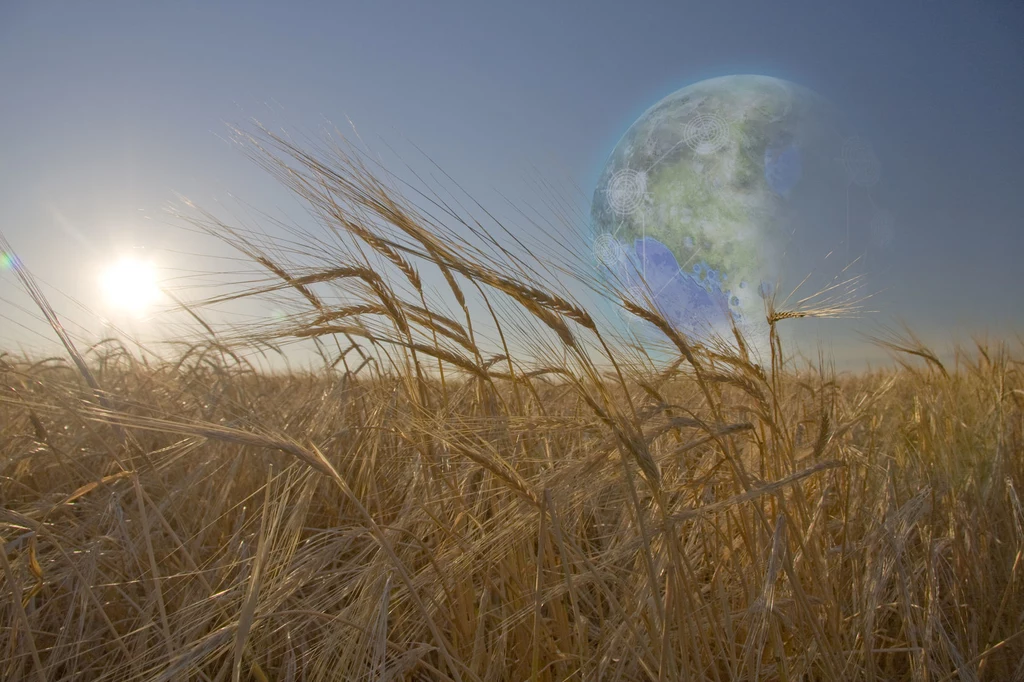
[2,0,1022,367]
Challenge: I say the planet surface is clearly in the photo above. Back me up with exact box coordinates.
[591,74,853,359]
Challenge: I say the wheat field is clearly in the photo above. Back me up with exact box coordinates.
[2,129,1023,681]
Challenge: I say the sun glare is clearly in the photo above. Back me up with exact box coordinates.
[99,257,162,315]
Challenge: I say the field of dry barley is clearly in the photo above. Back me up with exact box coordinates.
[2,129,1023,681]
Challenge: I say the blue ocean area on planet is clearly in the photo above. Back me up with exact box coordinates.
[616,237,734,336]
[765,144,802,198]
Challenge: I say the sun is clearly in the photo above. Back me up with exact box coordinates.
[99,257,162,315]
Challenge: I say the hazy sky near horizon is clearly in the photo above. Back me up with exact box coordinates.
[2,0,1023,367]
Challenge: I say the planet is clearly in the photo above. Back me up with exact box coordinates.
[591,74,856,359]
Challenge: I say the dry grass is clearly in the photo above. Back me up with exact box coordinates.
[2,128,1024,681]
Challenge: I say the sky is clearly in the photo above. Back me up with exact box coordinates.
[1,0,1023,370]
